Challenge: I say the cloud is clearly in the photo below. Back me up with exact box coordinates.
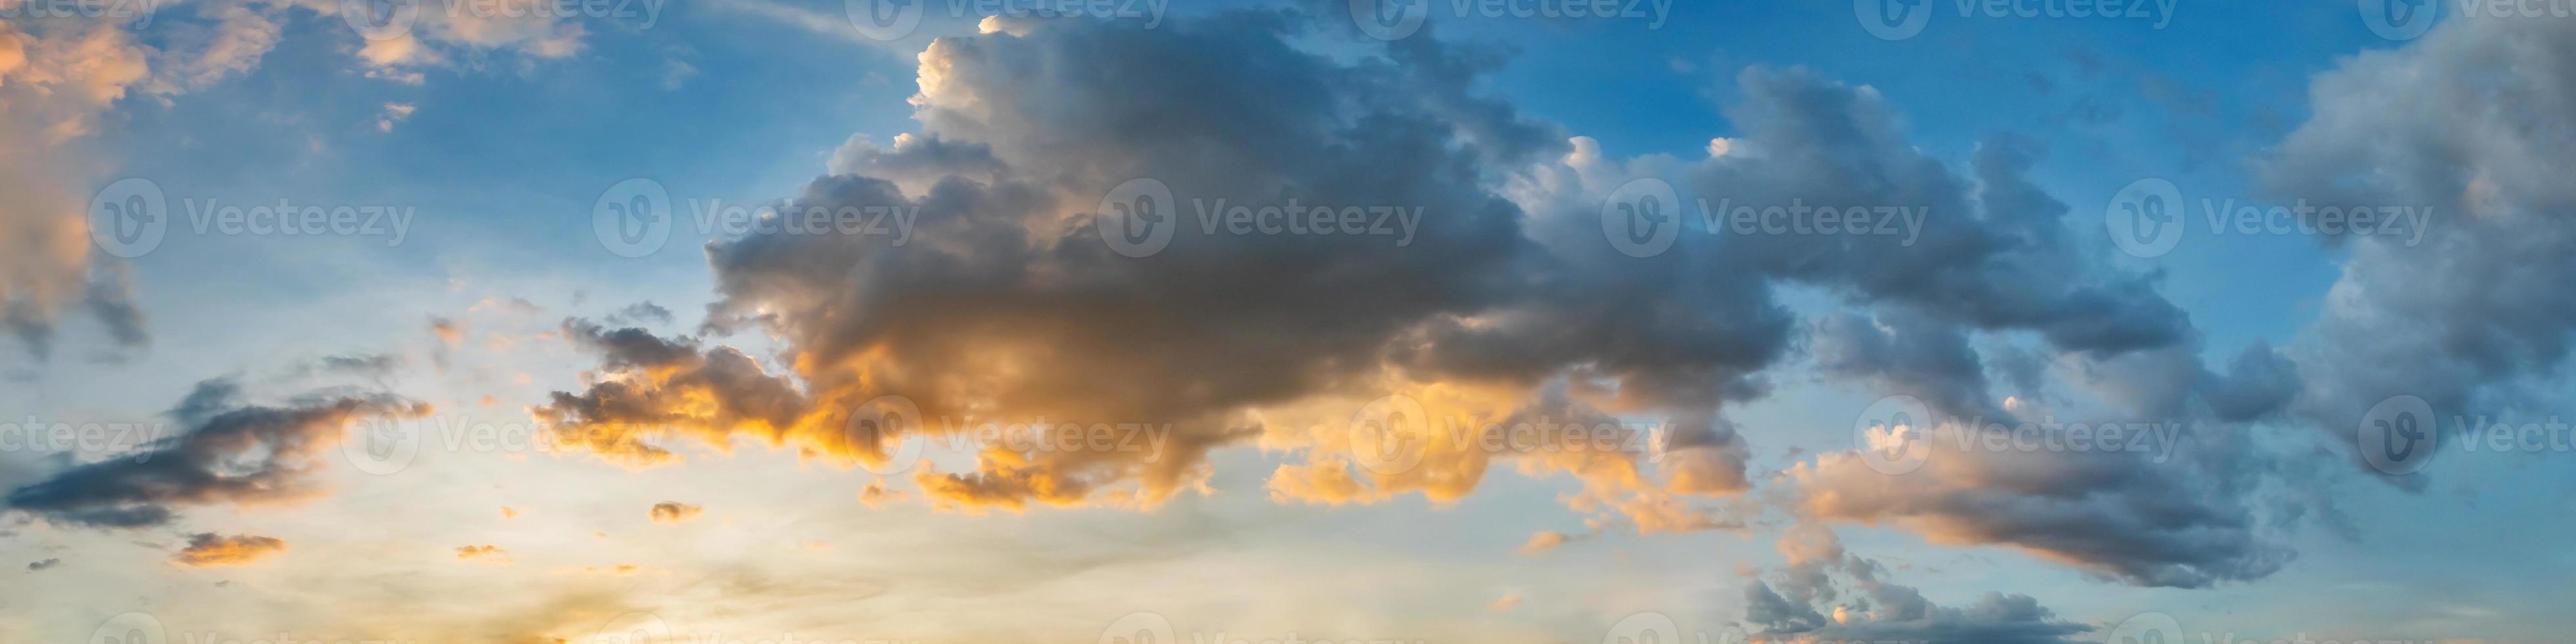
[647,501,701,524]
[0,2,306,361]
[4,378,430,528]
[457,545,510,563]
[2258,12,2576,486]
[605,301,676,327]
[538,15,1759,523]
[288,0,591,70]
[520,12,2304,579]
[172,533,288,567]
[1515,530,1572,555]
[0,19,146,359]
[377,102,417,132]
[1741,525,2092,644]
[26,558,59,571]
[430,316,465,345]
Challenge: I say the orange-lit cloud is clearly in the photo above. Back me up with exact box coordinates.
[173,534,287,568]
[647,501,701,524]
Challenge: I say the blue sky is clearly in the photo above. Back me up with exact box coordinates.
[3,0,2573,642]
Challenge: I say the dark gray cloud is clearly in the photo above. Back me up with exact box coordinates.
[605,301,676,327]
[83,261,149,352]
[1787,333,2303,587]
[26,557,60,571]
[4,378,429,528]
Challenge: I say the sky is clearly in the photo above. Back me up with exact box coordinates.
[3,0,2574,642]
